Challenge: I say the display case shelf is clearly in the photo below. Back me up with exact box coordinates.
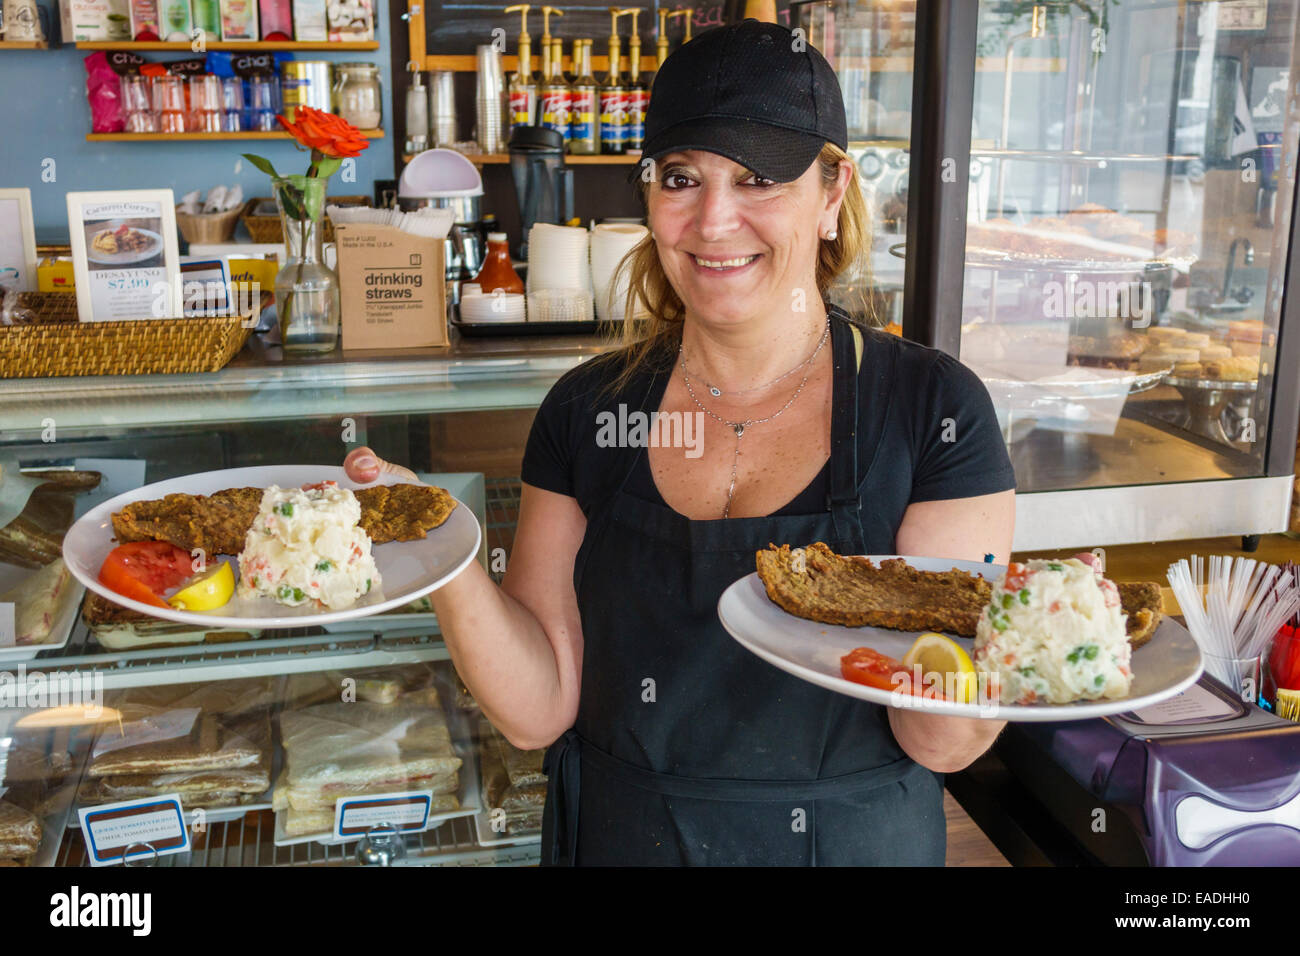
[75,40,379,51]
[17,619,451,691]
[0,39,48,49]
[86,129,385,142]
[0,334,611,439]
[55,810,540,867]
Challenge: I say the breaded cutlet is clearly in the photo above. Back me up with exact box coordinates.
[755,542,993,637]
[111,483,456,555]
[1117,581,1164,648]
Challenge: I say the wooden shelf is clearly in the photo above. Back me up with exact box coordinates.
[75,40,379,51]
[401,151,638,165]
[0,40,49,49]
[86,129,385,142]
[423,54,658,74]
[420,53,1063,74]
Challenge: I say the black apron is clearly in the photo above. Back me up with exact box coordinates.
[541,314,946,866]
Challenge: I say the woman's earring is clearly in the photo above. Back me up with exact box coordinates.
[824,229,838,241]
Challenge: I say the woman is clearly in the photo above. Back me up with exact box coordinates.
[347,20,1017,865]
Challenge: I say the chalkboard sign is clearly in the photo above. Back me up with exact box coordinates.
[420,1,796,57]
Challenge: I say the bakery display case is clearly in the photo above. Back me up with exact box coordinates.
[903,0,1300,549]
[0,458,544,868]
[0,339,604,867]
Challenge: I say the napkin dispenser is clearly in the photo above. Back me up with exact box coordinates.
[993,674,1300,865]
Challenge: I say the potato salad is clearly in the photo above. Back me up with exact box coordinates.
[972,558,1132,705]
[238,482,380,610]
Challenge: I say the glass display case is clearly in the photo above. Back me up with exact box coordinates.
[0,339,605,869]
[0,462,541,868]
[902,0,1298,548]
[962,0,1291,488]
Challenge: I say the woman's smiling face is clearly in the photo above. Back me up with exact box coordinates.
[647,149,842,327]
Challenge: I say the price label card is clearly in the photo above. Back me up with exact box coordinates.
[334,790,434,840]
[0,603,14,648]
[78,795,191,866]
[1124,681,1244,725]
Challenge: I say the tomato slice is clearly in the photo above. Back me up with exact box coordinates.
[98,542,193,608]
[841,647,919,695]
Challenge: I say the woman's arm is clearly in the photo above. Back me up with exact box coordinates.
[347,450,585,750]
[888,488,1015,773]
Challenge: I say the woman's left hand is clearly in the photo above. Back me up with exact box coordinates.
[884,550,1105,772]
[887,707,1006,774]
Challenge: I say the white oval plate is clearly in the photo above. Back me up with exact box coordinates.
[63,465,481,629]
[718,555,1203,722]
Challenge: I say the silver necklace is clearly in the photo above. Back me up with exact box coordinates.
[684,329,828,398]
[679,320,831,519]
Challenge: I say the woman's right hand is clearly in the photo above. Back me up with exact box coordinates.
[343,446,419,484]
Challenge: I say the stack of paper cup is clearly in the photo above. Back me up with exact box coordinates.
[460,286,526,324]
[475,45,507,154]
[527,289,594,323]
[590,222,650,321]
[429,71,457,147]
[526,223,591,294]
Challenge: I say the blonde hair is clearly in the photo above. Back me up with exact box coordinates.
[602,143,872,393]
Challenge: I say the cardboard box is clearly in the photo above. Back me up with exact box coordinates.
[335,222,449,350]
[71,0,131,40]
[326,0,372,42]
[291,0,326,40]
[37,257,76,292]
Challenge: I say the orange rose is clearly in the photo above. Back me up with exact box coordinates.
[277,106,370,159]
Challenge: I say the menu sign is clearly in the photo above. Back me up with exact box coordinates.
[66,190,180,322]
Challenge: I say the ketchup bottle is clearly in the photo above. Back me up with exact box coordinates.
[473,232,525,294]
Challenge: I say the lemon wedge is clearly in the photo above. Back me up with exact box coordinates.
[902,632,978,703]
[167,561,235,611]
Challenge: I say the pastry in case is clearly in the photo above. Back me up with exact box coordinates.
[275,666,464,837]
[81,592,260,649]
[478,719,545,835]
[81,679,274,811]
[0,802,42,866]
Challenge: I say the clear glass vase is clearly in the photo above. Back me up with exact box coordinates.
[273,175,340,353]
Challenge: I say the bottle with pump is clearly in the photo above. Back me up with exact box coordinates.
[505,5,537,133]
[537,7,567,138]
[619,8,647,151]
[599,8,627,154]
[649,8,692,91]
[544,37,571,142]
[568,39,600,155]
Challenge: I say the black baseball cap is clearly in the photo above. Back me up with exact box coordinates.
[638,19,848,184]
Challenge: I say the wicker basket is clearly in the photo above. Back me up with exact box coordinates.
[0,292,254,378]
[240,194,370,244]
[175,205,243,244]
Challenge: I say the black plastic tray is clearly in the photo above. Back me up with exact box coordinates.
[451,317,618,337]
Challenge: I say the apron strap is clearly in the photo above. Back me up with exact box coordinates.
[541,729,582,866]
[826,313,864,550]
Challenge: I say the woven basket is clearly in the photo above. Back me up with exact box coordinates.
[0,292,254,378]
[175,205,243,244]
[240,194,370,244]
